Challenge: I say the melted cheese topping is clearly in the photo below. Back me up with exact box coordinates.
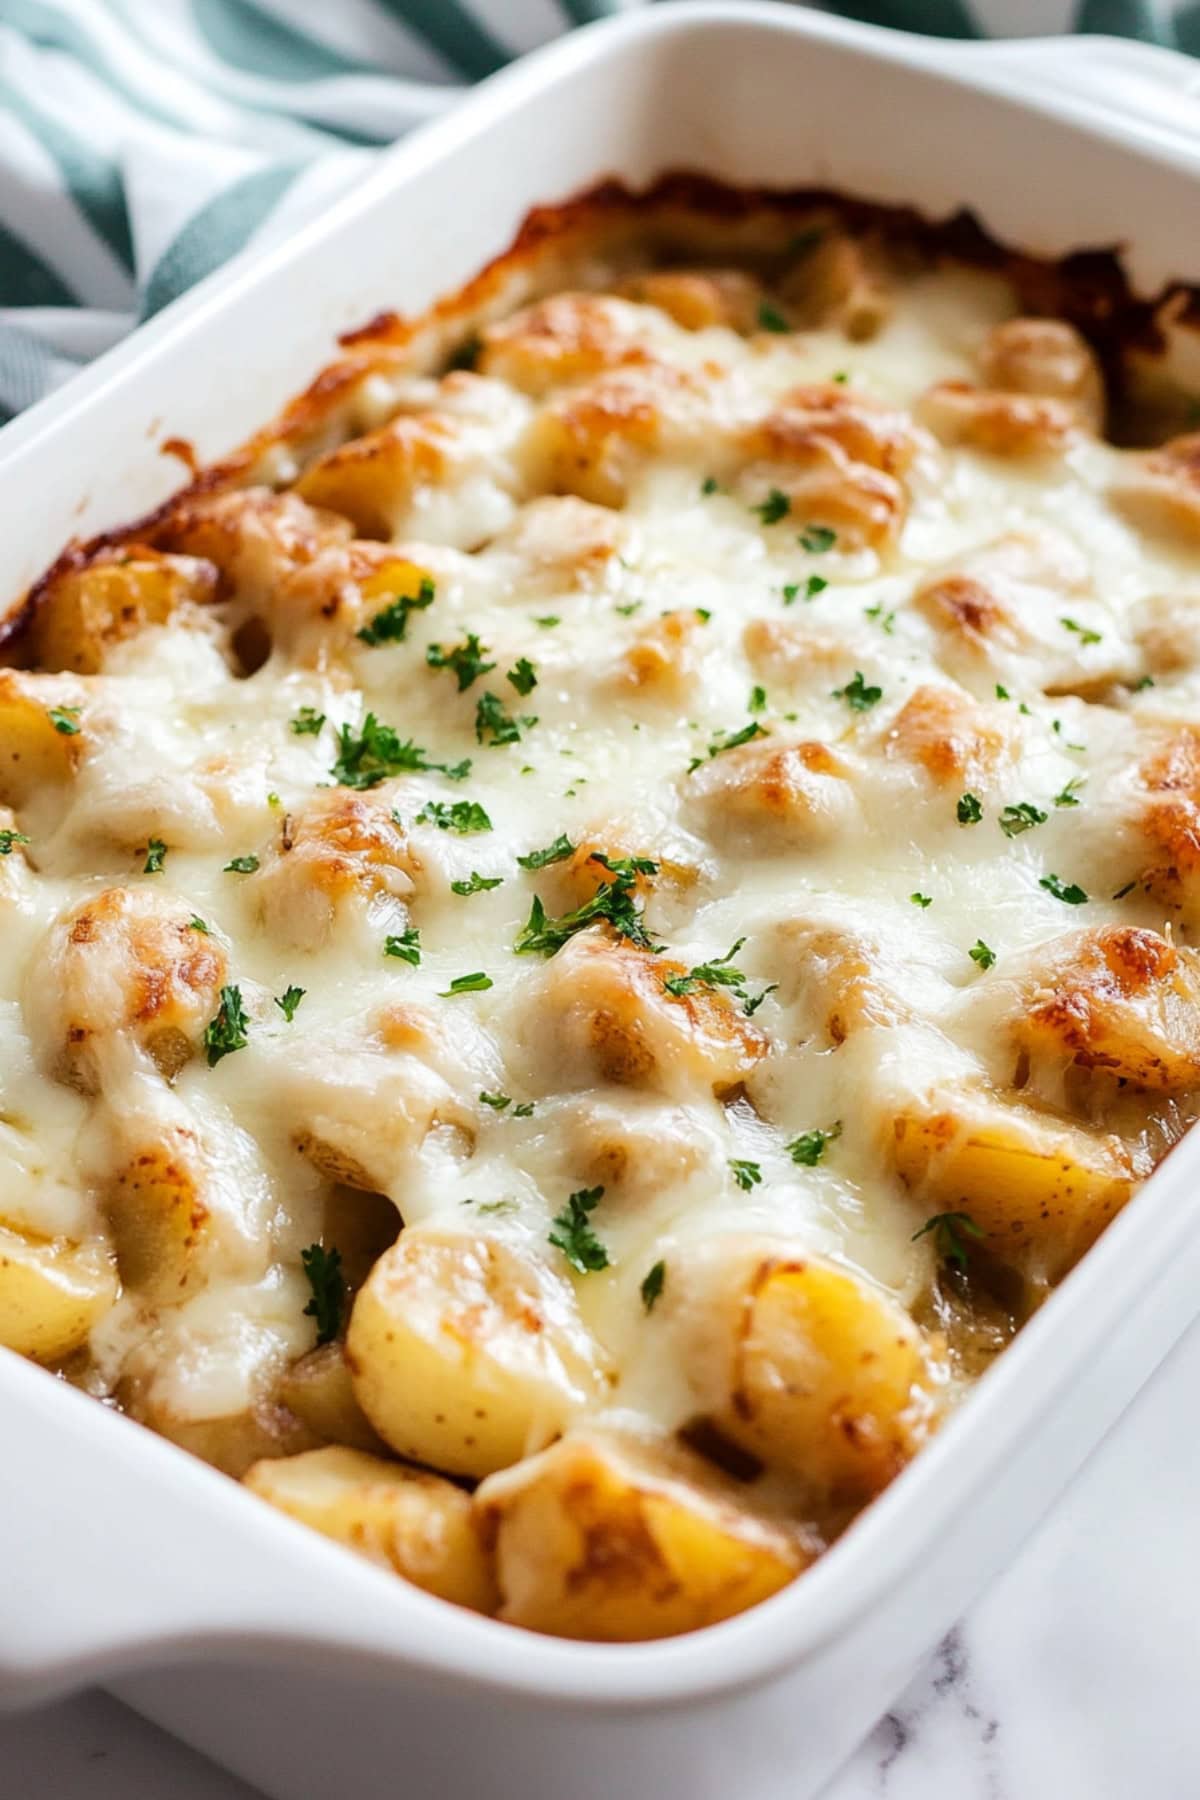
[7,228,1200,1633]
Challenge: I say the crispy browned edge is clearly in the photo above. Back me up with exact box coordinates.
[7,169,1196,655]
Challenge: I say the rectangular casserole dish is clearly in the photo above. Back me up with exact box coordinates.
[5,6,1200,1796]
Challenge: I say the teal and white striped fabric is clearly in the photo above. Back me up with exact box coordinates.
[0,0,1194,424]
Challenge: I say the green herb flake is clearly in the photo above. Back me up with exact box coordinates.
[188,915,209,933]
[291,706,325,736]
[701,475,721,497]
[689,720,769,771]
[479,1091,512,1111]
[1060,615,1103,647]
[475,691,536,747]
[507,657,538,697]
[383,928,421,965]
[956,792,983,826]
[517,833,576,871]
[300,1244,345,1345]
[832,671,882,712]
[748,684,767,715]
[757,300,790,334]
[450,871,504,896]
[1132,674,1156,692]
[356,576,435,647]
[614,601,643,618]
[549,1186,609,1274]
[1054,778,1085,809]
[426,633,496,693]
[969,939,996,971]
[515,855,661,958]
[223,854,259,874]
[910,892,933,909]
[729,1159,762,1192]
[415,799,493,834]
[274,985,305,1022]
[787,1123,842,1167]
[143,837,167,874]
[753,487,791,526]
[204,984,250,1067]
[47,705,81,735]
[864,602,896,634]
[440,971,493,996]
[800,525,837,553]
[0,829,29,856]
[912,1210,984,1271]
[641,1259,666,1312]
[1040,873,1089,905]
[995,684,1011,700]
[533,614,560,629]
[998,801,1048,839]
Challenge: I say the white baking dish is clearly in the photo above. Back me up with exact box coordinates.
[4,7,1200,1797]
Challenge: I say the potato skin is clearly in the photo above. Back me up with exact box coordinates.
[476,1433,808,1640]
[0,1226,118,1362]
[245,1445,498,1613]
[31,549,219,674]
[346,1229,606,1479]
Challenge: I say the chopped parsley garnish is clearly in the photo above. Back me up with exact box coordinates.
[440,971,493,995]
[549,1186,608,1273]
[356,576,435,646]
[47,704,81,735]
[799,525,837,553]
[832,369,849,384]
[384,927,421,965]
[274,985,305,1022]
[753,487,791,526]
[910,892,933,908]
[695,608,712,624]
[515,855,659,959]
[507,657,538,696]
[188,915,209,933]
[748,685,767,714]
[782,574,828,605]
[475,690,536,747]
[331,713,466,788]
[956,792,983,826]
[223,854,259,874]
[479,1092,513,1111]
[143,837,167,874]
[291,706,325,736]
[1132,674,1156,692]
[517,833,576,871]
[787,1123,841,1167]
[998,801,1048,838]
[865,602,896,634]
[614,600,643,617]
[300,1244,345,1345]
[533,614,560,628]
[757,300,790,333]
[1040,872,1089,905]
[1060,615,1102,647]
[729,1159,762,1192]
[641,1259,666,1312]
[450,871,504,896]
[426,633,496,692]
[701,475,721,496]
[995,683,1011,700]
[688,720,768,771]
[833,671,882,712]
[662,937,775,1017]
[1054,778,1084,809]
[0,829,29,855]
[912,1210,984,1270]
[415,799,492,834]
[969,939,996,971]
[204,984,249,1067]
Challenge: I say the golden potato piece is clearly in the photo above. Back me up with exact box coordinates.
[1136,725,1200,914]
[612,609,707,698]
[346,1229,605,1479]
[688,737,859,852]
[35,886,229,1092]
[778,228,891,340]
[279,1343,387,1454]
[0,1225,117,1362]
[125,1391,319,1480]
[0,670,86,809]
[296,411,460,539]
[1113,434,1200,544]
[686,1252,939,1504]
[882,683,1008,788]
[891,1089,1136,1280]
[918,380,1078,456]
[772,919,909,1045]
[978,318,1104,434]
[31,549,220,674]
[157,486,353,601]
[744,383,917,479]
[616,268,765,335]
[478,292,653,396]
[526,363,712,509]
[1009,926,1200,1092]
[245,1446,497,1613]
[253,789,418,952]
[105,1131,211,1302]
[476,1433,808,1640]
[538,933,766,1097]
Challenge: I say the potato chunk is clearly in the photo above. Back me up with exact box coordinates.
[245,1446,497,1612]
[31,549,219,673]
[688,737,860,853]
[104,1130,212,1302]
[525,363,713,509]
[977,318,1104,434]
[882,684,1008,788]
[346,1229,606,1479]
[0,670,86,809]
[532,933,766,1098]
[671,1244,939,1504]
[1005,926,1200,1092]
[476,1434,808,1640]
[34,886,229,1092]
[478,293,656,396]
[279,1343,386,1453]
[891,1089,1136,1280]
[615,269,764,335]
[0,1225,117,1362]
[778,228,891,339]
[1112,434,1200,544]
[252,790,418,953]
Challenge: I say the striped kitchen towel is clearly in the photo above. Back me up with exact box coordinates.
[0,0,1193,423]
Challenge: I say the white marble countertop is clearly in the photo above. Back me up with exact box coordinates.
[6,1307,1200,1799]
